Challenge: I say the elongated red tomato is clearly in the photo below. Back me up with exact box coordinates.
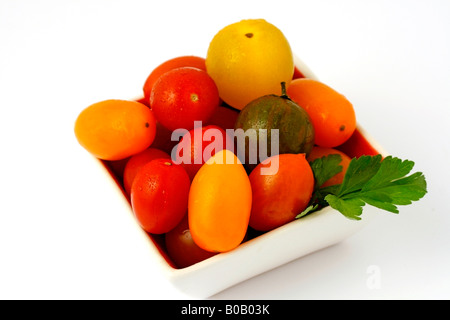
[131,159,190,234]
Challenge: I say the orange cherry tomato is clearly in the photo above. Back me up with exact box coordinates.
[143,56,206,102]
[188,150,252,253]
[249,153,314,232]
[123,148,171,196]
[131,159,190,234]
[287,79,356,148]
[307,146,352,188]
[165,215,218,268]
[74,100,156,161]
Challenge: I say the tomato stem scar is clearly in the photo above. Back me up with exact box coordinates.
[339,125,346,131]
[245,33,254,38]
[190,93,199,102]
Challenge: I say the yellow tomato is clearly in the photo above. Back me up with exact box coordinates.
[206,19,294,110]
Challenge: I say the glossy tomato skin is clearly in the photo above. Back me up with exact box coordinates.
[143,56,206,102]
[286,79,356,148]
[249,153,314,231]
[174,125,234,181]
[74,100,157,161]
[188,150,252,253]
[123,148,171,196]
[165,215,217,268]
[150,67,220,132]
[131,159,190,234]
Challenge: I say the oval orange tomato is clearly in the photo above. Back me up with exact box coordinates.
[287,79,356,148]
[249,153,314,231]
[74,100,156,160]
[188,149,252,253]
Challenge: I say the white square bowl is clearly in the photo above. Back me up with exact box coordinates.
[94,56,389,298]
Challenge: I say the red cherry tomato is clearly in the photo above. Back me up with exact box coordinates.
[123,148,171,196]
[165,215,217,268]
[249,153,314,231]
[174,125,233,181]
[130,159,190,234]
[150,67,220,131]
[143,56,206,102]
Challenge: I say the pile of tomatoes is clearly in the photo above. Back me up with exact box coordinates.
[75,20,359,269]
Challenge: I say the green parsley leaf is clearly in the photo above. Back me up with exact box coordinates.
[310,154,343,189]
[296,154,343,218]
[335,155,382,197]
[341,156,428,215]
[295,204,318,219]
[297,154,427,220]
[325,194,365,220]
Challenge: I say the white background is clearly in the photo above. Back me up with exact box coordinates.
[1,0,449,300]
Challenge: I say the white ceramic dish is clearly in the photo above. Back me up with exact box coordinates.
[96,56,389,298]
